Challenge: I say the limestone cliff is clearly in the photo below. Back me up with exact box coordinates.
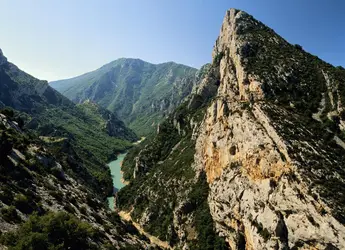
[195,8,345,249]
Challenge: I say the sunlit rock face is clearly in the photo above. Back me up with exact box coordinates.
[193,8,345,250]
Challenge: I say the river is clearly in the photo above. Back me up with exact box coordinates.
[107,137,145,210]
[107,153,127,210]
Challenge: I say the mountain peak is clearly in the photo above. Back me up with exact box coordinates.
[212,7,345,118]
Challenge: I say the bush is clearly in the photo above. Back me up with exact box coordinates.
[86,195,101,210]
[0,187,14,205]
[213,51,224,65]
[64,203,76,214]
[0,212,100,249]
[0,108,14,118]
[294,44,303,50]
[1,206,21,223]
[0,133,13,160]
[14,194,32,214]
[79,206,87,215]
[108,212,121,225]
[92,212,103,224]
[48,190,64,202]
[189,172,228,250]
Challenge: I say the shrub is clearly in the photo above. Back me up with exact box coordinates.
[14,194,32,214]
[92,212,103,224]
[64,203,76,214]
[213,51,224,65]
[0,212,100,249]
[79,206,87,215]
[188,172,228,250]
[108,212,121,225]
[0,187,14,205]
[294,44,303,50]
[48,190,64,202]
[1,206,21,223]
[86,195,101,210]
[0,108,14,118]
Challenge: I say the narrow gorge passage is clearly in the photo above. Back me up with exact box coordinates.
[107,153,127,210]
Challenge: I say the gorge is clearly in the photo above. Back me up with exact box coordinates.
[1,7,345,250]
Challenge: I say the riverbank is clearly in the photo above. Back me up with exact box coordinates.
[119,137,145,185]
[120,160,129,185]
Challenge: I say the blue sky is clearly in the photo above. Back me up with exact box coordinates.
[0,0,344,81]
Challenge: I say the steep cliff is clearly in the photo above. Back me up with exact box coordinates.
[198,9,345,249]
[119,8,345,249]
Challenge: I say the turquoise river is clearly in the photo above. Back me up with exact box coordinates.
[107,153,127,210]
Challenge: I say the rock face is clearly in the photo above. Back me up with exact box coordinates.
[119,8,345,250]
[194,8,345,249]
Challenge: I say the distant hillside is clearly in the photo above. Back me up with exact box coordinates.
[50,58,198,135]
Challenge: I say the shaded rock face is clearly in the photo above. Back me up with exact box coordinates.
[0,49,7,65]
[0,57,69,112]
[193,8,345,249]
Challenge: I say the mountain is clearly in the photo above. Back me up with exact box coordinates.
[50,58,198,135]
[0,48,137,198]
[117,8,345,249]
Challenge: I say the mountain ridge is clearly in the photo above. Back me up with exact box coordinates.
[51,58,197,82]
[50,58,199,135]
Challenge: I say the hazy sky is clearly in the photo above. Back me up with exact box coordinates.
[0,0,344,81]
